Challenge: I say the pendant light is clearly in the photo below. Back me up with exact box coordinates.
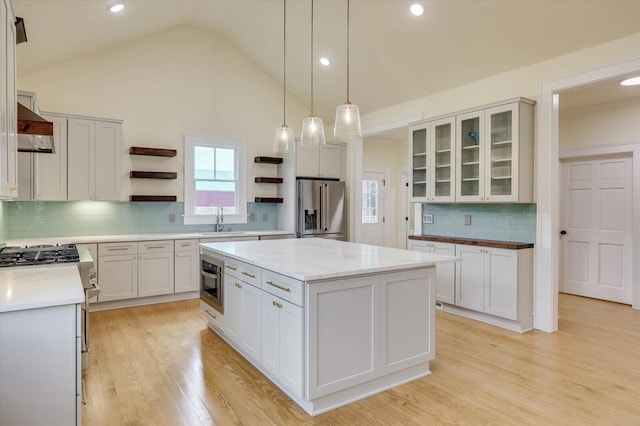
[301,0,326,146]
[273,0,295,153]
[334,0,361,139]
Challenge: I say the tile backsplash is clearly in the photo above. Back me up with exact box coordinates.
[1,201,277,240]
[421,203,536,243]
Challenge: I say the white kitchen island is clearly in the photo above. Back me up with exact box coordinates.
[200,238,459,416]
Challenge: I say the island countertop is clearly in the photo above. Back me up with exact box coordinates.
[200,238,460,282]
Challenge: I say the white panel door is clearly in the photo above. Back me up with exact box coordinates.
[34,114,68,200]
[67,118,95,200]
[98,255,137,302]
[138,253,174,297]
[360,171,385,247]
[561,156,632,304]
[241,282,262,362]
[455,245,484,311]
[94,121,121,201]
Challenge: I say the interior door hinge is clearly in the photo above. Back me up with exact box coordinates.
[405,217,409,221]
[383,217,386,223]
[382,179,386,186]
[405,182,409,187]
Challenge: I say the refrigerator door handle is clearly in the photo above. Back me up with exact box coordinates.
[319,184,324,231]
[323,184,329,231]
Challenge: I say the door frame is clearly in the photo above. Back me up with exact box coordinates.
[559,144,638,304]
[397,167,410,249]
[361,166,390,247]
[537,55,640,332]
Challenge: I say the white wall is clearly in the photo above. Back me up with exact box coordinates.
[17,25,308,202]
[361,32,640,131]
[560,97,640,149]
[362,138,408,248]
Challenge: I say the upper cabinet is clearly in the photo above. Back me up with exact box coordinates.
[68,117,122,201]
[410,98,534,204]
[410,116,456,202]
[0,0,17,199]
[296,140,345,180]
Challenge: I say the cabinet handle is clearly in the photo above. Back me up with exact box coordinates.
[235,282,242,288]
[266,280,291,292]
[272,300,282,308]
[107,247,129,251]
[203,309,217,320]
[9,187,16,191]
[227,266,237,271]
[181,243,191,247]
[242,271,256,279]
[145,245,166,249]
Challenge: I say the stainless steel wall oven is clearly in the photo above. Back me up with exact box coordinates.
[200,255,224,313]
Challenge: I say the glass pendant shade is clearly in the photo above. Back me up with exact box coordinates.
[334,102,361,138]
[301,116,326,146]
[273,124,295,153]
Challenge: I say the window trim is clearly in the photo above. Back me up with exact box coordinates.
[184,133,247,225]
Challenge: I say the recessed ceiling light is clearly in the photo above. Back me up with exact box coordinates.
[109,3,125,13]
[320,57,330,66]
[620,76,640,86]
[410,3,424,16]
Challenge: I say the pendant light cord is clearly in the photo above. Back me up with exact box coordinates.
[310,0,314,117]
[346,0,350,104]
[283,0,287,126]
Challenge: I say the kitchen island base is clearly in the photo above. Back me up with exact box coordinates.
[201,245,440,416]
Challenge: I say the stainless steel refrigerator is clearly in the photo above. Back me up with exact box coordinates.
[296,179,346,240]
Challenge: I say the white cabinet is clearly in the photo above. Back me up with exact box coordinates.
[138,240,174,297]
[0,0,17,199]
[296,140,344,179]
[223,259,262,362]
[456,100,534,203]
[409,117,456,202]
[18,112,68,200]
[260,269,304,397]
[0,304,80,425]
[98,242,138,302]
[201,301,225,332]
[77,243,99,303]
[407,239,456,304]
[174,239,199,293]
[98,241,175,301]
[455,244,533,322]
[68,117,122,201]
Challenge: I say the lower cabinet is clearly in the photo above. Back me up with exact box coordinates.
[409,238,533,329]
[407,240,455,304]
[224,273,262,362]
[174,239,199,293]
[98,240,174,302]
[261,290,304,397]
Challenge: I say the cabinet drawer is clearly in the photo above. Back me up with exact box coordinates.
[138,240,173,254]
[201,301,225,331]
[225,258,261,287]
[262,269,304,307]
[175,239,198,252]
[98,242,137,256]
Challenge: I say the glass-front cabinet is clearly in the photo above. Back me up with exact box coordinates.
[410,117,456,202]
[410,97,534,204]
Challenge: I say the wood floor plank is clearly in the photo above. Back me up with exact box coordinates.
[82,294,640,425]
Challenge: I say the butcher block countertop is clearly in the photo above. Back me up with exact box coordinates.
[408,235,534,250]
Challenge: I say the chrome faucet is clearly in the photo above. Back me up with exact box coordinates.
[216,205,224,232]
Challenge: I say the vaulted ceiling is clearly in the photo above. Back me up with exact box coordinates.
[13,0,640,126]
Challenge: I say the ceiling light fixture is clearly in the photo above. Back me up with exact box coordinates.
[301,0,326,146]
[620,76,640,86]
[273,0,295,153]
[320,57,330,66]
[410,3,424,16]
[334,0,361,139]
[109,3,125,13]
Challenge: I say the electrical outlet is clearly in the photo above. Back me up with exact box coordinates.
[168,213,175,223]
[423,214,433,224]
[465,214,472,225]
[262,212,269,221]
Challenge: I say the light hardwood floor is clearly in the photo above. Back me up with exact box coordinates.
[83,294,640,425]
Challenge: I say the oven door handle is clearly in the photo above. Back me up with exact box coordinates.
[201,271,219,280]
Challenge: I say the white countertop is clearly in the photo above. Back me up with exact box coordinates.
[0,266,85,313]
[200,238,460,282]
[4,230,294,247]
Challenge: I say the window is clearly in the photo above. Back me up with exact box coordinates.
[362,179,378,224]
[184,134,247,225]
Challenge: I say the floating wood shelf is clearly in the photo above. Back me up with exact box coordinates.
[130,171,177,179]
[254,177,283,184]
[130,195,177,202]
[254,197,283,203]
[129,147,177,157]
[254,156,283,164]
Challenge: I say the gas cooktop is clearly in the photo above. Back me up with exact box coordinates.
[0,244,80,268]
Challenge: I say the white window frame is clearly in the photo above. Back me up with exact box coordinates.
[184,133,247,225]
